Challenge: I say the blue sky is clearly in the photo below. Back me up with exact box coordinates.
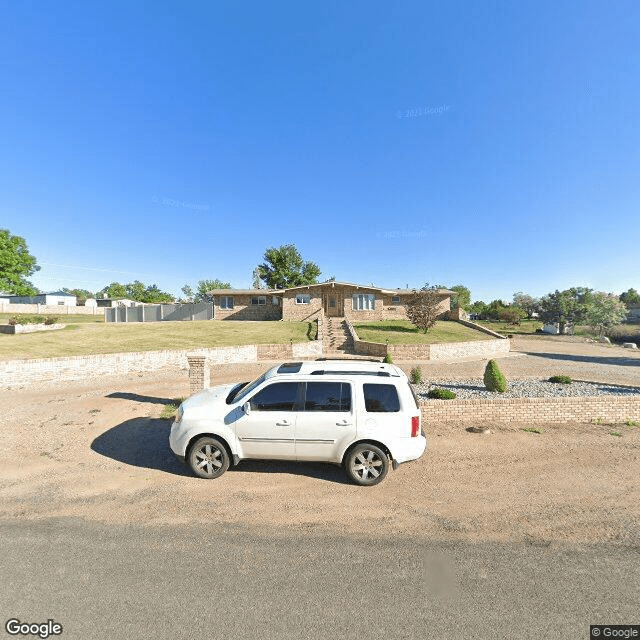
[2,1,639,302]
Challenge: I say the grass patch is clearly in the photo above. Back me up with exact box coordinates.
[625,420,638,428]
[306,320,318,341]
[0,320,311,360]
[353,320,490,344]
[610,432,622,437]
[160,397,186,420]
[522,427,543,434]
[473,319,542,335]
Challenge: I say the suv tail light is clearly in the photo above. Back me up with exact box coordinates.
[411,416,420,437]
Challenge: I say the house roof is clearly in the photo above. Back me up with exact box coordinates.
[207,282,454,296]
[45,290,77,297]
[208,289,276,296]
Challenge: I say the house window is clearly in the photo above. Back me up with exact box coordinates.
[272,296,280,306]
[251,296,266,305]
[219,296,234,309]
[352,294,375,310]
[392,296,401,303]
[296,294,311,305]
[57,301,66,305]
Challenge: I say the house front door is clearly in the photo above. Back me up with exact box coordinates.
[324,294,343,317]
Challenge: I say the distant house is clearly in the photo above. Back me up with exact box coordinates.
[4,291,77,306]
[96,298,143,308]
[208,281,454,321]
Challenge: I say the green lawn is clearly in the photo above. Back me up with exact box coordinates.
[353,320,491,344]
[473,319,542,335]
[0,320,311,360]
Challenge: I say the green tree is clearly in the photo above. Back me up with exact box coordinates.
[62,288,94,305]
[620,288,640,307]
[126,280,147,301]
[142,284,174,303]
[537,287,593,334]
[0,229,40,295]
[585,292,628,337]
[257,244,321,289]
[195,279,231,302]
[181,284,195,302]
[100,282,128,299]
[405,284,442,333]
[449,285,471,310]
[512,292,539,319]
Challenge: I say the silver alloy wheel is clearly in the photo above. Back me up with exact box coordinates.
[351,449,384,480]
[194,443,224,477]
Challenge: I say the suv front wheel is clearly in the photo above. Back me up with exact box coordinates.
[189,437,230,479]
[345,444,389,486]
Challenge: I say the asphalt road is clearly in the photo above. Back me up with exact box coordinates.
[1,518,638,640]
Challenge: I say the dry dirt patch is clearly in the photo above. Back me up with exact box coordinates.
[1,363,638,545]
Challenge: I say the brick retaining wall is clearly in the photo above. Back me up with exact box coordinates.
[420,396,640,425]
[0,303,103,315]
[0,340,322,388]
[346,321,510,360]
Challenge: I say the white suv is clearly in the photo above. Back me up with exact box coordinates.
[169,360,427,486]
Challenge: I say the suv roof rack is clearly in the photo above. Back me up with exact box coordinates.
[310,370,393,377]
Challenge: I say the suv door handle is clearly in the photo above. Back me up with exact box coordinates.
[276,420,291,426]
[336,420,352,426]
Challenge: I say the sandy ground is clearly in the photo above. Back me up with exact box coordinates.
[0,336,639,545]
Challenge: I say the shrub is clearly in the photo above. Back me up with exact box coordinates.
[427,388,456,400]
[410,366,422,384]
[549,375,572,384]
[483,359,508,393]
[6,314,56,325]
[383,352,393,364]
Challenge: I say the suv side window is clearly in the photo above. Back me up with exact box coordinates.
[304,382,351,412]
[363,383,400,413]
[250,382,300,411]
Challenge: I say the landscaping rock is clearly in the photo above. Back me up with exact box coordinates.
[599,336,611,344]
[623,342,638,349]
[414,379,640,400]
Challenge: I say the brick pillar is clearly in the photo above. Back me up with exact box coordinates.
[187,355,210,394]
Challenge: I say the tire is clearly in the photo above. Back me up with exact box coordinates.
[345,443,389,486]
[188,437,230,479]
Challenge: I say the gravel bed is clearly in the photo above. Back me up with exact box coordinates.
[413,379,640,400]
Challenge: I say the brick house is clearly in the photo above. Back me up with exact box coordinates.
[208,282,453,321]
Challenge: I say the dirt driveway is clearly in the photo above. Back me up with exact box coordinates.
[0,337,639,545]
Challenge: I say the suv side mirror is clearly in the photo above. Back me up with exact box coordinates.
[242,401,251,415]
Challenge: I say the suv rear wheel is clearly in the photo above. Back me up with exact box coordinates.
[189,437,230,479]
[345,444,389,486]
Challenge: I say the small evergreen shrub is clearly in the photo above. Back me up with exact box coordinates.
[44,316,59,325]
[427,388,456,400]
[483,359,508,393]
[548,375,572,384]
[383,352,393,364]
[410,366,422,384]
